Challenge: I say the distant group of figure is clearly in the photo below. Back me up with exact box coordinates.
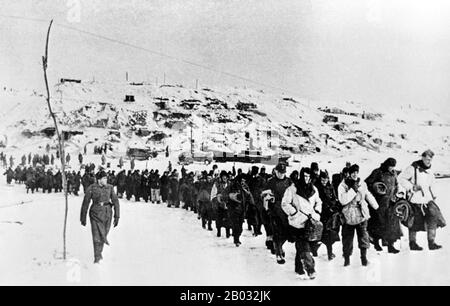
[3,149,446,280]
[3,165,81,195]
[0,151,75,169]
[93,143,112,155]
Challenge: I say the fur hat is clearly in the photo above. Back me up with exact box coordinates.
[275,163,287,174]
[319,170,329,180]
[349,164,360,174]
[97,171,107,179]
[220,170,229,178]
[422,149,435,158]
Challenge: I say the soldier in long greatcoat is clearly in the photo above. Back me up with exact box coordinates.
[80,171,120,263]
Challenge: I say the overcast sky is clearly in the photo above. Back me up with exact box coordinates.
[1,0,449,111]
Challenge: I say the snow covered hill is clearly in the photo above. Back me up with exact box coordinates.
[1,81,449,168]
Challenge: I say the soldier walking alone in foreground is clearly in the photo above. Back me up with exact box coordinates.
[80,171,120,263]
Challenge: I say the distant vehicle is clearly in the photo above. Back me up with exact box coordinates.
[178,151,214,165]
[213,150,290,165]
[127,147,157,161]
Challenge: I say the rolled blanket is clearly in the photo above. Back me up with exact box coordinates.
[372,182,388,196]
[394,199,413,228]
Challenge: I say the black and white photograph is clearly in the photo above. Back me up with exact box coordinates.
[0,0,449,289]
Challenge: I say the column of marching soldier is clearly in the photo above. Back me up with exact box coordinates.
[2,150,445,279]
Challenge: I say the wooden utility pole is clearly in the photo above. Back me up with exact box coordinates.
[190,123,193,155]
[42,19,69,260]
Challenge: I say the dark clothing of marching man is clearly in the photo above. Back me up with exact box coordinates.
[365,158,402,253]
[223,177,254,246]
[246,166,264,236]
[4,168,14,184]
[80,171,120,263]
[282,168,321,280]
[398,150,445,251]
[168,170,180,208]
[211,171,231,238]
[160,172,169,203]
[261,162,292,264]
[251,168,270,238]
[316,170,341,260]
[150,170,161,204]
[338,164,378,267]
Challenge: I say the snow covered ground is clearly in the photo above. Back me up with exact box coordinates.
[1,172,449,286]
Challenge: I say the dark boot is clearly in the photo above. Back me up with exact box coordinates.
[276,255,286,264]
[326,244,335,261]
[373,239,383,251]
[266,240,275,254]
[344,256,350,267]
[225,228,231,238]
[311,243,320,257]
[234,237,241,247]
[276,243,285,264]
[361,249,369,266]
[428,241,442,250]
[388,243,400,254]
[308,271,317,280]
[270,245,276,255]
[207,222,213,231]
[202,219,206,229]
[217,228,221,238]
[93,242,104,263]
[409,241,423,251]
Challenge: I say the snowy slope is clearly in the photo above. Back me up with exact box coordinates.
[1,81,448,167]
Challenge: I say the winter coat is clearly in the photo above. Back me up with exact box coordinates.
[179,179,196,204]
[261,176,292,238]
[398,161,435,205]
[210,179,229,209]
[148,173,158,189]
[248,174,267,212]
[338,180,379,224]
[197,178,214,219]
[282,184,321,229]
[25,171,36,189]
[366,167,402,242]
[116,172,126,188]
[168,176,180,202]
[223,179,247,225]
[211,179,231,228]
[74,173,81,186]
[317,182,340,220]
[53,172,61,189]
[80,183,120,244]
[4,169,14,183]
[316,182,341,243]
